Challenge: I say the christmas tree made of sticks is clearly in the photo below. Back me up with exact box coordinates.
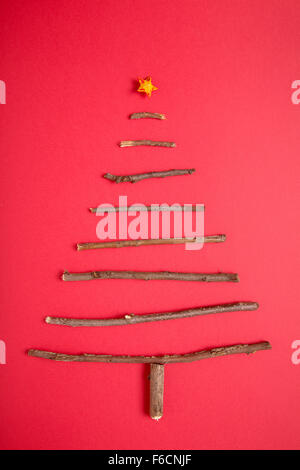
[28,77,271,420]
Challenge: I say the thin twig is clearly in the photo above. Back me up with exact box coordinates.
[27,342,271,364]
[45,301,258,327]
[77,235,225,251]
[103,169,195,183]
[89,204,203,213]
[130,112,166,120]
[62,270,239,282]
[120,140,175,148]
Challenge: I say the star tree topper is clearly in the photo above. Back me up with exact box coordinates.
[137,77,158,97]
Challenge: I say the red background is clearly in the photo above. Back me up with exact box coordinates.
[0,0,299,450]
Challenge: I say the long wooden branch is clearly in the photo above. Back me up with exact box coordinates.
[28,341,271,421]
[45,301,258,327]
[77,235,225,251]
[130,112,166,120]
[120,140,175,148]
[103,169,195,183]
[89,204,203,213]
[62,270,239,282]
[27,342,271,364]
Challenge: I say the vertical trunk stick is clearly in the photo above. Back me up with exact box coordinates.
[150,364,165,421]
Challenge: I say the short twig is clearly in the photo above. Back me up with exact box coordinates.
[89,204,203,213]
[120,140,175,148]
[27,342,271,364]
[77,235,225,251]
[150,364,164,420]
[62,271,239,282]
[103,169,195,183]
[45,301,258,327]
[130,112,166,120]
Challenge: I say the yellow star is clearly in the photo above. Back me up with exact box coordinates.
[137,77,158,97]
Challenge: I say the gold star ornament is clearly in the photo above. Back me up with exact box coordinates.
[137,77,158,97]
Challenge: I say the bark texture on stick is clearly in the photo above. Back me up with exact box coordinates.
[150,364,165,420]
[120,140,175,148]
[90,204,203,213]
[27,342,271,364]
[103,169,195,184]
[130,112,166,120]
[62,271,239,283]
[77,235,225,251]
[45,301,258,327]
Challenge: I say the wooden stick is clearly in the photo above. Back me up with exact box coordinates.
[150,364,165,420]
[28,342,271,421]
[89,204,203,213]
[130,112,166,120]
[103,169,195,183]
[120,140,175,148]
[45,301,258,327]
[27,342,271,364]
[77,235,225,251]
[62,270,239,282]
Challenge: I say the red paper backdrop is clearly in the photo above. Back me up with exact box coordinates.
[0,0,299,450]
